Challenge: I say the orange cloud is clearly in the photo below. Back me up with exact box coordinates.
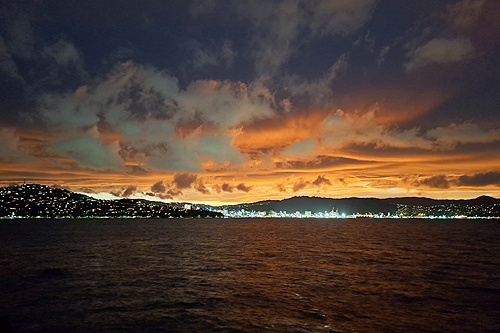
[338,88,445,125]
[232,112,328,153]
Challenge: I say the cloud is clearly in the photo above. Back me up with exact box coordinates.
[283,54,348,103]
[275,155,366,170]
[149,174,207,198]
[191,45,219,70]
[149,179,187,199]
[457,172,500,186]
[173,173,197,189]
[196,0,374,77]
[36,61,281,171]
[447,0,486,30]
[251,0,302,77]
[182,78,276,128]
[16,136,55,158]
[320,109,431,150]
[118,141,169,163]
[276,183,287,192]
[320,110,500,152]
[0,8,86,90]
[111,185,137,197]
[282,139,316,157]
[50,135,121,168]
[42,40,84,68]
[425,123,500,150]
[222,183,234,192]
[236,183,252,192]
[312,175,332,187]
[376,46,390,66]
[221,40,236,69]
[406,38,475,71]
[122,185,137,197]
[0,6,36,85]
[189,39,235,71]
[42,40,82,66]
[76,186,96,194]
[158,193,174,200]
[0,128,31,163]
[3,10,35,60]
[215,182,255,193]
[307,0,376,37]
[195,181,210,194]
[293,178,309,192]
[415,175,450,189]
[233,112,327,153]
[151,181,167,193]
[0,36,25,84]
[234,106,500,159]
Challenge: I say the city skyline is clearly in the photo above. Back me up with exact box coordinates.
[1,1,500,205]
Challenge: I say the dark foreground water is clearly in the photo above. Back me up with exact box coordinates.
[1,218,499,332]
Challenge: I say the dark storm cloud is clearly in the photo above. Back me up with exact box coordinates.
[457,172,500,187]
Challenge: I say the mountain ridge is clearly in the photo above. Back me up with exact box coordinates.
[220,195,500,216]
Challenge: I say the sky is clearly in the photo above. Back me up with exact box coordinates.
[1,0,500,204]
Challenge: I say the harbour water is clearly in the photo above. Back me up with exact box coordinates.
[1,218,499,332]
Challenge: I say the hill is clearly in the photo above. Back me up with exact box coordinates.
[0,184,222,218]
[221,195,500,217]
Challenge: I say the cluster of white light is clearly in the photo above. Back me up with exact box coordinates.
[219,209,499,219]
[220,209,393,219]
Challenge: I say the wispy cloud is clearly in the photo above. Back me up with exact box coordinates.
[405,38,474,71]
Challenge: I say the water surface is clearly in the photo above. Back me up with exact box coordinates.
[1,218,499,332]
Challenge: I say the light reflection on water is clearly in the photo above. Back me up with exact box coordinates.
[1,218,499,332]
